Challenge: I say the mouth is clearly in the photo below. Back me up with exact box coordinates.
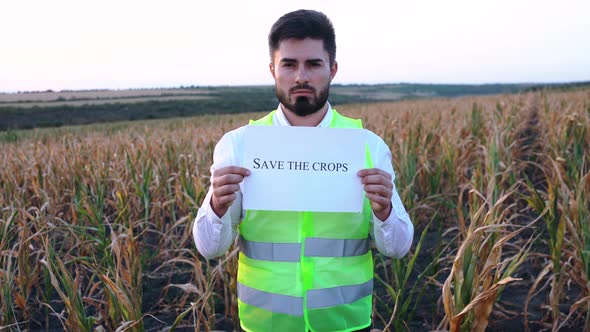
[290,88,314,97]
[292,90,312,94]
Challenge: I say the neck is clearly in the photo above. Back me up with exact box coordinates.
[282,103,329,127]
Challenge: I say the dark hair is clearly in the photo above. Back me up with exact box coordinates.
[268,9,336,65]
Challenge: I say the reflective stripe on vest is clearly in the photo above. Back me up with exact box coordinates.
[239,235,369,262]
[304,237,369,257]
[237,279,373,314]
[238,282,304,316]
[306,279,373,309]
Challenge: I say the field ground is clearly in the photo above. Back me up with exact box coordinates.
[0,87,212,103]
[1,86,589,331]
[0,95,213,108]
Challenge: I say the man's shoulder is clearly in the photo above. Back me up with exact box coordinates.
[362,128,385,142]
[362,128,390,151]
[219,125,248,146]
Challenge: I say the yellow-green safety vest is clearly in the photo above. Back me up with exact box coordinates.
[237,109,374,332]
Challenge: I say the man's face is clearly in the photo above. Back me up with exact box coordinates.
[270,38,337,117]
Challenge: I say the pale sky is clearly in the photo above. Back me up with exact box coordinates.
[1,0,589,92]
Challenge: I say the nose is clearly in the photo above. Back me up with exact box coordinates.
[295,65,309,84]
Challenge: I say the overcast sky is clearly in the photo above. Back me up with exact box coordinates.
[1,0,589,92]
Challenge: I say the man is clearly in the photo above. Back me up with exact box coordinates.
[193,9,413,332]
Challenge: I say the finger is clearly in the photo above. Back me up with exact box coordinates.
[213,184,240,197]
[213,166,251,177]
[214,193,237,207]
[357,168,392,180]
[365,192,390,209]
[363,184,392,198]
[212,173,247,187]
[360,175,393,188]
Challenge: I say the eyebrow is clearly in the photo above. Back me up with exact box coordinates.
[280,58,325,64]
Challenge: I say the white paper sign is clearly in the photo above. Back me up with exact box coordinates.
[242,125,367,212]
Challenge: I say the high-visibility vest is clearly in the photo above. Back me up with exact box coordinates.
[237,109,374,332]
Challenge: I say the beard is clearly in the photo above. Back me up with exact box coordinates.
[276,83,330,117]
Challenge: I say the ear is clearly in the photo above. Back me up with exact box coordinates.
[329,61,338,81]
[269,62,276,80]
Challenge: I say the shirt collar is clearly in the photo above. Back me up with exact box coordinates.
[275,103,333,128]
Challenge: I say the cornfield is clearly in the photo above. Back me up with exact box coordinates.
[1,88,589,331]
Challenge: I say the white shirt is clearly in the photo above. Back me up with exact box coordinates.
[193,104,414,259]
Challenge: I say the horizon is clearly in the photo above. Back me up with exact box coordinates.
[3,80,590,95]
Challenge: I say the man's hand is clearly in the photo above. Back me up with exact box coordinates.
[357,168,393,221]
[210,166,250,217]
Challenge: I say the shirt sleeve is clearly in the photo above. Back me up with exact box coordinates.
[368,133,414,258]
[192,131,243,259]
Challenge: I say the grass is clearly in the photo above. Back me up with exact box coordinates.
[0,88,589,330]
